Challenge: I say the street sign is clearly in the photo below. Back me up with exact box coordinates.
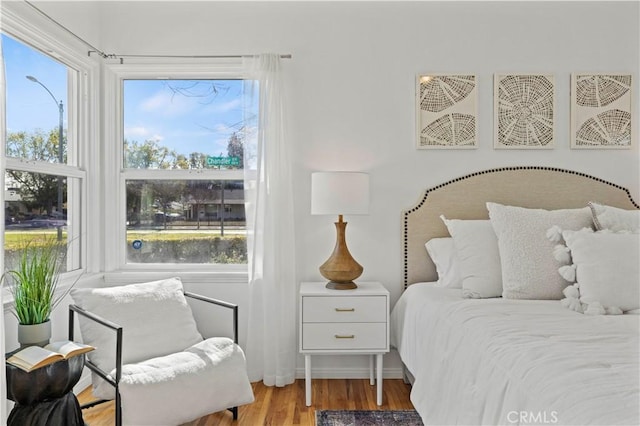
[207,156,240,167]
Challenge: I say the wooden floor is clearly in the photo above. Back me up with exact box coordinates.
[77,379,415,425]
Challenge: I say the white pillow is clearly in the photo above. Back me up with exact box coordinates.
[425,238,463,288]
[589,201,640,232]
[563,229,639,313]
[487,203,593,300]
[440,216,502,298]
[70,277,203,398]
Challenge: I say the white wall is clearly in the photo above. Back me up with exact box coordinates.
[24,0,640,378]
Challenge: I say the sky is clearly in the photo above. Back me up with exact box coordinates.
[3,34,67,135]
[123,79,246,158]
[2,33,246,161]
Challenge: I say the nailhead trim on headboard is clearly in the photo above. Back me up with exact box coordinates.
[402,166,639,289]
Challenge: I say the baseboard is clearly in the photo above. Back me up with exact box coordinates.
[73,371,92,395]
[74,366,403,393]
[295,366,404,379]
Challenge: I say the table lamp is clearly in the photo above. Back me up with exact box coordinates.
[311,172,370,289]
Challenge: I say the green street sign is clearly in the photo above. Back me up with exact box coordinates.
[207,156,240,167]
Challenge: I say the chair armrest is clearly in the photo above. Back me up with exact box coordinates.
[68,304,124,387]
[183,292,239,344]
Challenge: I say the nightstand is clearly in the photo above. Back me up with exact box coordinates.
[299,281,389,406]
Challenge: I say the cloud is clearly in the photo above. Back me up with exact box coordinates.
[211,137,230,153]
[124,126,164,142]
[205,98,242,114]
[139,91,194,117]
[166,129,216,139]
[125,126,151,138]
[212,123,235,134]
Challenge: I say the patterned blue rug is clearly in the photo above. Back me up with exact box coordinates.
[315,410,424,426]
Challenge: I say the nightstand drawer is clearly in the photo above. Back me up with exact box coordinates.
[302,296,386,323]
[302,323,387,350]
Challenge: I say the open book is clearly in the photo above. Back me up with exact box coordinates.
[6,340,95,373]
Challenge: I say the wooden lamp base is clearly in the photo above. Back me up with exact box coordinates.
[325,281,357,290]
[319,215,363,290]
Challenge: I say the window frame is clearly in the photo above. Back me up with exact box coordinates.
[104,61,250,274]
[1,4,99,283]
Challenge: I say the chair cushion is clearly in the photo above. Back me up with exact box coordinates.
[70,277,204,398]
[117,337,255,425]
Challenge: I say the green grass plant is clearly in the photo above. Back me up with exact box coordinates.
[3,235,66,325]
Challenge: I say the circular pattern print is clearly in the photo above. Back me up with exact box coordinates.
[419,75,476,113]
[420,113,476,146]
[497,75,554,147]
[576,75,631,107]
[576,109,631,146]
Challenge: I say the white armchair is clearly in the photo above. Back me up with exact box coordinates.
[68,277,254,425]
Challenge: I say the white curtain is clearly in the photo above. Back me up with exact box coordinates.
[242,54,296,386]
[0,36,8,423]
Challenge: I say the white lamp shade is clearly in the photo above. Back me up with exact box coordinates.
[311,172,369,215]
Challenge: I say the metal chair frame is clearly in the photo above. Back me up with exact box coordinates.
[69,291,240,426]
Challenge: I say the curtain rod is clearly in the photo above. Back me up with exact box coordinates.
[91,53,293,64]
[25,1,292,63]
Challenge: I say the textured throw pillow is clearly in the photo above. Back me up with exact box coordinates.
[562,228,639,313]
[440,216,502,298]
[70,277,203,398]
[487,203,593,300]
[588,201,640,232]
[425,237,463,289]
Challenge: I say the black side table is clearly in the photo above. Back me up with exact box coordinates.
[5,353,85,426]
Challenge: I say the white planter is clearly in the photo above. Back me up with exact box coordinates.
[17,320,52,348]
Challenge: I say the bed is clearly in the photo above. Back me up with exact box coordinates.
[391,166,639,425]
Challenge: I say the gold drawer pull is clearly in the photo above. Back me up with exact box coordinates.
[335,308,355,312]
[335,334,355,339]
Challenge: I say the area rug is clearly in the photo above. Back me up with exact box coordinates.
[315,410,424,426]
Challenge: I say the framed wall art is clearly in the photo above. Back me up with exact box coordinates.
[494,74,555,149]
[416,74,477,149]
[571,73,632,149]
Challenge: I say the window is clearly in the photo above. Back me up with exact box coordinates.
[121,78,252,266]
[2,32,87,274]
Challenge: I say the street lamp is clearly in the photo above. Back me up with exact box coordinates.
[26,75,64,241]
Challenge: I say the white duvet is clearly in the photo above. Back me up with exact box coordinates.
[391,283,640,426]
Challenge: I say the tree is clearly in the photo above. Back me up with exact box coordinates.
[6,128,64,161]
[174,154,190,170]
[150,181,186,230]
[189,152,208,169]
[226,131,244,169]
[165,80,229,103]
[125,139,174,169]
[126,181,144,227]
[5,129,66,216]
[124,139,210,170]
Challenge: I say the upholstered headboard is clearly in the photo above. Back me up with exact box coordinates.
[402,166,639,288]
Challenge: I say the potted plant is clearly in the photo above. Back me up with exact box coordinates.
[3,236,70,348]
